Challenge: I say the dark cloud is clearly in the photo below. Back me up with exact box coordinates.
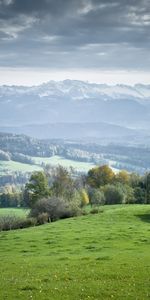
[0,0,150,70]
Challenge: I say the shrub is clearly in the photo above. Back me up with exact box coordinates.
[37,213,49,225]
[0,215,36,231]
[81,209,89,216]
[17,217,37,229]
[102,184,125,205]
[90,208,101,214]
[0,215,18,231]
[89,189,105,206]
[80,189,89,207]
[30,197,81,222]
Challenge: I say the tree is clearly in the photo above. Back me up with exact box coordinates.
[115,170,130,184]
[134,187,146,204]
[87,165,115,188]
[50,166,75,201]
[80,189,89,207]
[129,172,141,188]
[143,172,150,204]
[118,184,135,204]
[25,171,50,207]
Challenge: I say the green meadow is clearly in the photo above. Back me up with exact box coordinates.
[0,155,96,176]
[33,155,96,172]
[0,160,42,175]
[0,208,29,218]
[0,205,150,300]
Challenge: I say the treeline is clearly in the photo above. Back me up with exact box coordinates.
[0,150,34,164]
[0,132,59,157]
[0,172,30,187]
[0,185,24,208]
[67,142,150,172]
[1,164,150,209]
[86,165,150,205]
[0,165,150,231]
[1,132,150,175]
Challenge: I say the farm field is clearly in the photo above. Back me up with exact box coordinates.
[33,155,96,172]
[0,205,150,300]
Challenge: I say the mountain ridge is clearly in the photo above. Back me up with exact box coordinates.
[1,80,150,100]
[0,80,150,140]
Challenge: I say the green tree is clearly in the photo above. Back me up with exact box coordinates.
[87,165,115,188]
[25,171,50,207]
[115,170,130,184]
[143,172,150,204]
[51,166,75,201]
[134,187,146,204]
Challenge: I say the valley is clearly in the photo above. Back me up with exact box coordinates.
[1,132,150,186]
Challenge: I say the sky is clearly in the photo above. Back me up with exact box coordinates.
[0,0,150,86]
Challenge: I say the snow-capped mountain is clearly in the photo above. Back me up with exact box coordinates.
[0,80,150,140]
[1,80,150,100]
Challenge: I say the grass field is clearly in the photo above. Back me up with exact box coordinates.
[0,160,42,175]
[0,208,29,218]
[0,205,150,300]
[0,156,96,177]
[33,155,96,172]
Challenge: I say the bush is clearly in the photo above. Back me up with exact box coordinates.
[89,189,105,206]
[81,209,89,216]
[102,184,125,205]
[0,215,36,231]
[17,217,37,229]
[90,208,103,214]
[30,197,81,222]
[37,213,49,225]
[80,189,89,207]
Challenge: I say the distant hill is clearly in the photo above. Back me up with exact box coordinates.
[0,122,141,141]
[0,132,150,177]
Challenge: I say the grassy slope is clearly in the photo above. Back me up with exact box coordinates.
[0,155,96,176]
[0,205,150,300]
[0,160,42,175]
[33,155,96,172]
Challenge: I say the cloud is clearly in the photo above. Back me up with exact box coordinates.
[0,15,37,38]
[0,0,13,6]
[0,0,150,72]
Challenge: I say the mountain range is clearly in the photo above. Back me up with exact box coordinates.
[0,80,150,142]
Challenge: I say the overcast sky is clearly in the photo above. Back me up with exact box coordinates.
[0,0,150,85]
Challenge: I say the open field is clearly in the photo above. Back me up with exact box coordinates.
[0,208,29,218]
[33,155,96,172]
[0,160,42,175]
[0,205,150,299]
[0,155,96,177]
